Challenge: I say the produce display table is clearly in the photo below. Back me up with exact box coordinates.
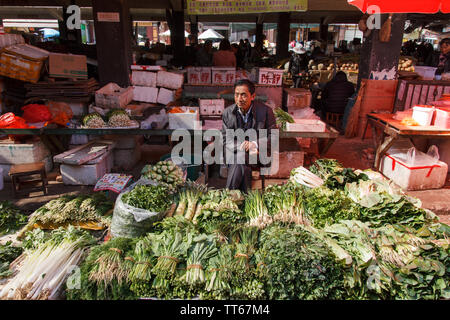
[366,113,450,170]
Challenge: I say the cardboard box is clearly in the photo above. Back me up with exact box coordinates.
[95,83,133,108]
[49,53,88,79]
[284,88,312,109]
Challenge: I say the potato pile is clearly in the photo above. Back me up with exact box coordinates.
[398,58,415,72]
[308,59,359,72]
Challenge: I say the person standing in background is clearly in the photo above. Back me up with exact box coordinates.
[213,39,236,67]
[196,40,213,66]
[436,38,450,76]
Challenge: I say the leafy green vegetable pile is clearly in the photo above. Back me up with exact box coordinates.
[122,185,171,213]
[0,201,27,236]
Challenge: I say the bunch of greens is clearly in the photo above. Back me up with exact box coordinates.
[66,237,137,300]
[122,185,171,213]
[309,159,369,190]
[128,235,156,298]
[245,190,272,229]
[0,241,23,279]
[18,193,113,238]
[1,226,96,300]
[263,183,307,225]
[202,244,234,299]
[193,189,245,227]
[345,180,438,228]
[0,201,27,236]
[274,108,294,130]
[309,159,344,180]
[141,160,185,192]
[302,186,360,228]
[256,224,345,300]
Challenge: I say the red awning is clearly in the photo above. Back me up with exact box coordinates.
[347,0,450,13]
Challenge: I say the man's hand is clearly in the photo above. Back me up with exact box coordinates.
[240,141,258,154]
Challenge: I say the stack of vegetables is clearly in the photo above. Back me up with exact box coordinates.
[106,109,132,127]
[17,193,114,238]
[1,158,448,300]
[0,242,23,279]
[141,160,185,192]
[82,112,106,128]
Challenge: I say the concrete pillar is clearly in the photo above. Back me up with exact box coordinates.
[357,14,407,87]
[276,12,290,60]
[319,17,329,44]
[255,22,264,48]
[190,17,199,45]
[92,0,132,87]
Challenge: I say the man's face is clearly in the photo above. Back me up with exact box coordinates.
[234,85,255,111]
[441,43,450,55]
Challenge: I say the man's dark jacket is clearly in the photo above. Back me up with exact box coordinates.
[322,72,355,114]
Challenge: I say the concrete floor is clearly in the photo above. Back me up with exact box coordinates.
[0,136,449,224]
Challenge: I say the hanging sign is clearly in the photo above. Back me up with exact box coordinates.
[187,0,307,15]
[97,12,120,22]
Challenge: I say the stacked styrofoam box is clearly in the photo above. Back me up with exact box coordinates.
[0,140,53,181]
[131,66,184,105]
[199,99,225,116]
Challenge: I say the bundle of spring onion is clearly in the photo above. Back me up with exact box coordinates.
[0,227,95,300]
[203,244,234,299]
[231,227,259,269]
[183,236,218,286]
[245,190,273,229]
[274,108,294,130]
[128,236,155,298]
[290,166,324,188]
[174,182,208,221]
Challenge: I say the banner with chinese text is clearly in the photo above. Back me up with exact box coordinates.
[187,0,308,15]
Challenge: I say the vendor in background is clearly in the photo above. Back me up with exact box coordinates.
[195,40,213,66]
[321,71,355,125]
[289,45,308,88]
[222,79,277,192]
[213,39,236,67]
[185,35,198,67]
[436,38,450,76]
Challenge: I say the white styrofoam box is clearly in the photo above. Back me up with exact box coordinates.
[380,154,447,191]
[168,107,200,130]
[0,156,53,182]
[414,66,437,80]
[60,150,113,186]
[258,68,284,86]
[284,88,312,109]
[433,108,450,129]
[156,71,184,90]
[131,65,164,71]
[133,86,159,103]
[113,145,141,171]
[131,70,157,87]
[187,67,211,85]
[211,67,236,85]
[429,139,450,173]
[95,83,134,109]
[412,105,435,126]
[285,119,326,132]
[199,99,225,116]
[203,120,222,131]
[157,88,175,105]
[0,140,50,164]
[156,60,168,67]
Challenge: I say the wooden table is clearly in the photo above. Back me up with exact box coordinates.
[365,113,450,170]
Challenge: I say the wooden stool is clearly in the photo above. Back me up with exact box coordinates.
[325,112,344,130]
[9,162,48,198]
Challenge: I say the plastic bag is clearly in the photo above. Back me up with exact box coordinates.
[21,104,52,123]
[405,146,439,167]
[0,112,29,129]
[47,101,73,127]
[110,180,166,239]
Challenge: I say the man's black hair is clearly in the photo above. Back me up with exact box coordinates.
[234,79,256,95]
[440,38,450,46]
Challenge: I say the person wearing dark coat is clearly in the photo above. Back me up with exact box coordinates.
[321,71,355,115]
[221,79,277,192]
[436,38,450,76]
[288,45,308,88]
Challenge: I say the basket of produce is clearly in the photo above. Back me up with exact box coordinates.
[140,159,186,192]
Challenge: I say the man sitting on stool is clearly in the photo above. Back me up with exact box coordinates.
[221,79,277,192]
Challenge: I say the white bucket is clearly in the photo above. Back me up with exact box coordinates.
[412,106,435,126]
[0,167,3,191]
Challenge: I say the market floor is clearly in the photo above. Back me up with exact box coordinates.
[1,136,449,225]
